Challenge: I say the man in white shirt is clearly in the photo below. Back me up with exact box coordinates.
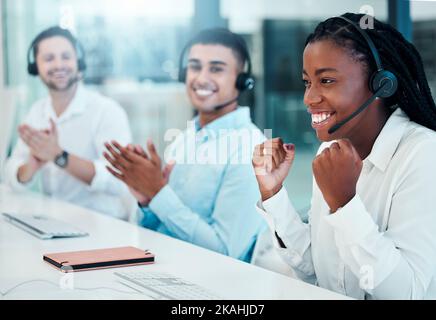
[5,26,131,219]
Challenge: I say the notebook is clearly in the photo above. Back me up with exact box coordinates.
[43,246,155,272]
[2,212,88,239]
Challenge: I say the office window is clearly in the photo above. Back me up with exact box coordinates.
[412,0,436,96]
[2,0,194,157]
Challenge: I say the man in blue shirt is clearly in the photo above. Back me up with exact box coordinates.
[104,29,266,262]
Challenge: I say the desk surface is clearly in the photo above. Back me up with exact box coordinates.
[0,185,349,300]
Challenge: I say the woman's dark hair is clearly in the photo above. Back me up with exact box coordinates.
[305,12,436,131]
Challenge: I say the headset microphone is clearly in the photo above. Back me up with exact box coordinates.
[212,95,240,111]
[328,84,387,134]
[327,15,398,135]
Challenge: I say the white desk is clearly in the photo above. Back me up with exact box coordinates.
[0,185,349,300]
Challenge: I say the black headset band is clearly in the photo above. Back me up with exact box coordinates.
[333,16,383,72]
[231,33,252,75]
[27,32,85,66]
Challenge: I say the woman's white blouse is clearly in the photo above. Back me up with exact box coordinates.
[257,108,436,299]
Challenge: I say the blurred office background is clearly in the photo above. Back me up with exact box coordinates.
[0,0,435,217]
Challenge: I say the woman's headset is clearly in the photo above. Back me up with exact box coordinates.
[327,15,399,134]
[335,16,398,98]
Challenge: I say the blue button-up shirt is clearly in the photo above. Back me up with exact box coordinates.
[138,107,266,262]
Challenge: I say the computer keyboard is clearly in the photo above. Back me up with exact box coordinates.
[114,271,221,300]
[2,213,88,239]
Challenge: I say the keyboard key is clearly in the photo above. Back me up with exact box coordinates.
[114,271,221,300]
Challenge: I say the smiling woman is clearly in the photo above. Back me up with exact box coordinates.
[302,39,390,155]
[253,12,436,300]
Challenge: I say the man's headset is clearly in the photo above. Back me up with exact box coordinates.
[178,30,255,110]
[27,26,86,76]
[327,16,398,134]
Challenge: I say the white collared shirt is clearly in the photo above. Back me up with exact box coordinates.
[257,108,436,299]
[5,84,132,219]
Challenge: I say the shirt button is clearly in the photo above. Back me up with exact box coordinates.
[362,162,372,173]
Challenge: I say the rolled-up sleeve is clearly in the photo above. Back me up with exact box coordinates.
[4,137,33,191]
[4,106,41,191]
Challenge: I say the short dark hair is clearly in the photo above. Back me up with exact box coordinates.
[31,26,79,59]
[186,28,250,69]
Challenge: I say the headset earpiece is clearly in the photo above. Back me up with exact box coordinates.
[78,58,87,72]
[27,39,39,76]
[335,16,398,99]
[28,62,38,76]
[370,70,398,98]
[28,58,85,76]
[236,72,255,92]
[27,27,86,76]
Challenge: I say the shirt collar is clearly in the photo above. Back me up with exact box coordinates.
[365,107,410,172]
[194,106,252,134]
[43,83,87,123]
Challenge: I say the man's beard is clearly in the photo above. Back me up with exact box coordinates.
[43,71,81,92]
